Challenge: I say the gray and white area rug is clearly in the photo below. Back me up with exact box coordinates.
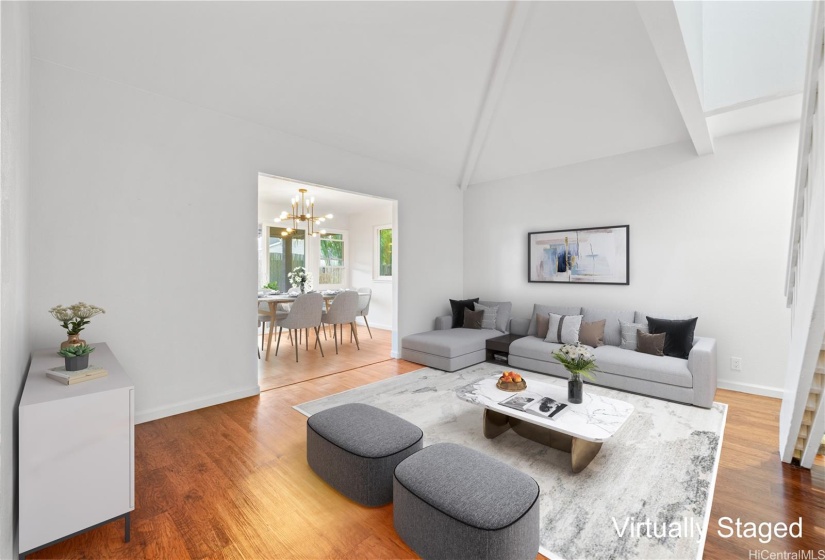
[294,363,727,560]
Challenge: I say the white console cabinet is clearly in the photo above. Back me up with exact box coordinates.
[18,342,134,559]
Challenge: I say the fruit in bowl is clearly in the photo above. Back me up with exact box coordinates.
[497,371,526,392]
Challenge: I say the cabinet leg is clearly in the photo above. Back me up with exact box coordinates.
[124,512,131,543]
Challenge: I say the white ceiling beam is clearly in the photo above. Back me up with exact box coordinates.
[458,1,533,190]
[636,1,714,156]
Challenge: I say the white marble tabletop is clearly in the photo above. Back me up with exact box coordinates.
[457,374,634,443]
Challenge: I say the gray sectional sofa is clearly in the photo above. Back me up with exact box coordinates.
[401,302,717,408]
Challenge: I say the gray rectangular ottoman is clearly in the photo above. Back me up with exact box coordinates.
[393,442,540,560]
[306,403,423,507]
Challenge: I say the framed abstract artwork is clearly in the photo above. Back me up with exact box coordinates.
[528,225,629,285]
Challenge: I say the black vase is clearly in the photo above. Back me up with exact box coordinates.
[568,376,583,404]
[65,354,89,372]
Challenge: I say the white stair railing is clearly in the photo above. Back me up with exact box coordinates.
[780,2,825,468]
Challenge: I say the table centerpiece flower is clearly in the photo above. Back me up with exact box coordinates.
[49,302,106,350]
[287,266,313,294]
[552,342,597,404]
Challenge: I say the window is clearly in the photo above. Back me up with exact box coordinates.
[374,225,393,280]
[267,226,305,290]
[319,232,346,286]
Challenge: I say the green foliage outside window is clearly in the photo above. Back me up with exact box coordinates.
[379,228,392,277]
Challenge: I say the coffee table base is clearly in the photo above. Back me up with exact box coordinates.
[483,409,603,473]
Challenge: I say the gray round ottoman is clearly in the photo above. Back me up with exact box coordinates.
[306,403,423,507]
[393,442,540,560]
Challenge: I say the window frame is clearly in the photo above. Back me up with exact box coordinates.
[318,229,348,289]
[373,224,393,282]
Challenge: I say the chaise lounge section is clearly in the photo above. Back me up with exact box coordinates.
[401,301,512,372]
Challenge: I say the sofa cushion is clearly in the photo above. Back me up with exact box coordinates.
[509,336,562,362]
[582,307,635,346]
[463,308,484,329]
[527,304,583,336]
[402,328,501,358]
[478,300,512,333]
[636,331,665,356]
[545,313,583,344]
[450,298,479,328]
[474,302,498,330]
[620,321,649,350]
[593,345,692,388]
[579,319,605,347]
[647,316,698,359]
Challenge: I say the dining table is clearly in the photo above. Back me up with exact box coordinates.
[258,292,340,360]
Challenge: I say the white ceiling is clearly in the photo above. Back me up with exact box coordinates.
[258,175,392,219]
[30,1,811,188]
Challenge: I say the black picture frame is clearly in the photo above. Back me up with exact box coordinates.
[527,225,630,285]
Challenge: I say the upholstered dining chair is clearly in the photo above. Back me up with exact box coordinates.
[275,293,325,362]
[321,290,360,354]
[351,288,373,342]
[258,301,289,359]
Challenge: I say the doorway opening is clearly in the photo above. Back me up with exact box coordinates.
[256,173,398,391]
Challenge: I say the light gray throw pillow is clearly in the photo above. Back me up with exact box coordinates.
[545,313,583,344]
[620,320,649,350]
[474,303,499,330]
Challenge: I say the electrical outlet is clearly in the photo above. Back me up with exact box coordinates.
[731,357,742,371]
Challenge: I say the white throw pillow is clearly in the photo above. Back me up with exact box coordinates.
[545,313,583,344]
[619,320,649,350]
[474,303,499,330]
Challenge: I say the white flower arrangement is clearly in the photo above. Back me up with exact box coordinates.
[552,342,597,380]
[287,266,313,291]
[49,302,105,335]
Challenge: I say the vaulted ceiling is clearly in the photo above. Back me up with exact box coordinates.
[30,1,811,188]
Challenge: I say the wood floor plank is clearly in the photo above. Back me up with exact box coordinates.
[28,334,825,559]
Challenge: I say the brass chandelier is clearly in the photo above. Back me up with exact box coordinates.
[274,188,333,237]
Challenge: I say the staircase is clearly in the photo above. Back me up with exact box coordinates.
[780,3,825,469]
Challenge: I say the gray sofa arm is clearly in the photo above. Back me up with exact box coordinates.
[434,315,453,330]
[510,318,530,336]
[688,337,717,408]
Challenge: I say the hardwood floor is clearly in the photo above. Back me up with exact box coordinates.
[257,323,393,392]
[31,336,825,559]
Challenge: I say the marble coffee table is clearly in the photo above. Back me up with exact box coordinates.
[457,374,634,473]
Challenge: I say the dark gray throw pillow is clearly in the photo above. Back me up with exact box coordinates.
[450,298,479,328]
[463,308,484,329]
[646,316,698,359]
[636,330,665,356]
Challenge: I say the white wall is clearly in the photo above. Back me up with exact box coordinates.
[0,3,31,558]
[29,59,463,423]
[349,205,395,331]
[464,123,799,396]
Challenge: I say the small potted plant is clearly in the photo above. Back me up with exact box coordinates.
[552,342,598,404]
[58,344,95,372]
[262,281,279,292]
[49,302,106,350]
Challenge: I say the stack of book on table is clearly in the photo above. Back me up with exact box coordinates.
[46,365,108,385]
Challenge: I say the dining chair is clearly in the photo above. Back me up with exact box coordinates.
[321,290,359,354]
[275,293,325,362]
[259,301,290,360]
[352,288,373,341]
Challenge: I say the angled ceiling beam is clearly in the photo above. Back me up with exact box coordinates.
[636,1,714,156]
[458,1,533,190]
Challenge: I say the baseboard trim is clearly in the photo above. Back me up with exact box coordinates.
[717,380,783,399]
[355,317,392,331]
[391,351,400,359]
[135,384,262,424]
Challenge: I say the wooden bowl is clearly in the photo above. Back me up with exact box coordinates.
[496,379,527,392]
